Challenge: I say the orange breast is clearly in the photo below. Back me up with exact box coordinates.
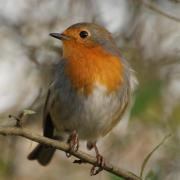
[63,41,124,95]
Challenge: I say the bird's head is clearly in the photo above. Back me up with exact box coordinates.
[50,22,120,57]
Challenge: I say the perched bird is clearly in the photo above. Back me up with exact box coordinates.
[28,22,136,175]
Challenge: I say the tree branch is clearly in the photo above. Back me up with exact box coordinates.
[0,127,141,180]
[137,0,180,23]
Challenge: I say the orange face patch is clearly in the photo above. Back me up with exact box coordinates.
[63,40,124,95]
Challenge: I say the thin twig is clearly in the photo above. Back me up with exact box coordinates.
[140,134,172,178]
[137,0,180,23]
[0,127,141,180]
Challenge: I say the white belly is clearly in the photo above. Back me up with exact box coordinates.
[50,83,128,141]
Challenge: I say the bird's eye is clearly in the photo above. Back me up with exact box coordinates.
[79,31,89,38]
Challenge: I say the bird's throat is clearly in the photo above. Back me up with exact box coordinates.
[64,43,124,95]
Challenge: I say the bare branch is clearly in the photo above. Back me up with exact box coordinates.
[137,0,180,23]
[0,127,141,180]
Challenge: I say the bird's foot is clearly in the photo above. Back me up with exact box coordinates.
[90,154,105,175]
[90,144,106,176]
[66,130,79,157]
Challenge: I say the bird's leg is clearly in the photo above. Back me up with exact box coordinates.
[88,142,106,176]
[66,130,79,157]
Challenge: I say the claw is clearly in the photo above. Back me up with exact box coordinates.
[66,152,71,158]
[73,159,86,164]
[89,143,106,176]
[90,165,103,176]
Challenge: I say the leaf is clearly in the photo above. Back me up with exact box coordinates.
[23,109,36,116]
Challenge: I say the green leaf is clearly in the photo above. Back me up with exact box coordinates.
[23,109,36,116]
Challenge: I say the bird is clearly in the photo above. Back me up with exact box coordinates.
[28,22,136,175]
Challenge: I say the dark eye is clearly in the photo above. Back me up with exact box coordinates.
[79,31,89,38]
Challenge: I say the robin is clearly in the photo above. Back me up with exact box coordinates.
[28,22,136,175]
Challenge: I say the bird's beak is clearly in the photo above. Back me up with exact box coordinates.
[49,33,70,41]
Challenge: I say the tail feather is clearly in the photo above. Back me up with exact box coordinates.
[28,144,56,166]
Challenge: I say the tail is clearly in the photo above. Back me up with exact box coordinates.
[27,144,56,166]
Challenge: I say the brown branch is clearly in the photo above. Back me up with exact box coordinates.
[0,127,141,180]
[137,0,180,23]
